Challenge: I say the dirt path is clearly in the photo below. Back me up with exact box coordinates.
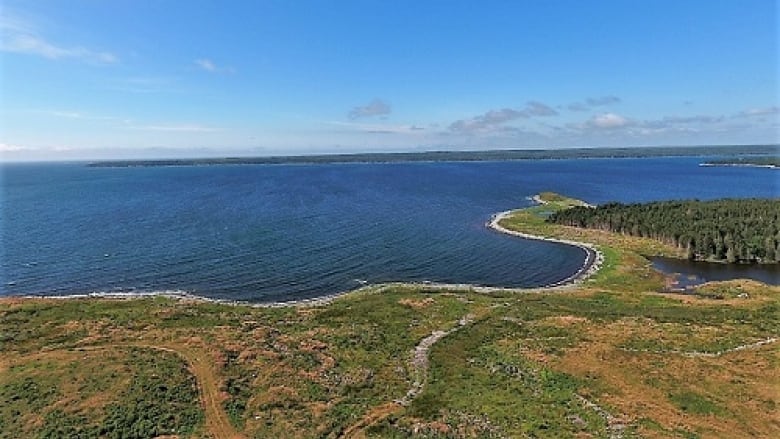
[340,315,474,438]
[396,315,474,406]
[575,394,626,439]
[159,343,246,439]
[339,402,402,439]
[76,343,245,439]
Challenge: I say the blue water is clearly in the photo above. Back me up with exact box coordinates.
[1,156,777,302]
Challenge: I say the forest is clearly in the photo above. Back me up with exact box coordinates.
[87,144,774,167]
[548,199,780,263]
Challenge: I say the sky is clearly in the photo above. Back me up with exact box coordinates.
[1,0,778,160]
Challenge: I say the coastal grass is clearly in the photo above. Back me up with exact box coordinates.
[498,193,681,292]
[1,193,778,438]
[0,345,203,438]
[2,286,776,438]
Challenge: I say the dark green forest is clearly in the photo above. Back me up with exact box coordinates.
[548,199,780,263]
[87,144,775,167]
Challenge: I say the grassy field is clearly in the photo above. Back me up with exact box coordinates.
[1,193,777,438]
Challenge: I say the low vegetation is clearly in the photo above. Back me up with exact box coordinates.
[0,345,202,438]
[1,192,778,438]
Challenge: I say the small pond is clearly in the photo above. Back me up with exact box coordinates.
[651,256,780,290]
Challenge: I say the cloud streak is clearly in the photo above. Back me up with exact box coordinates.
[195,58,234,73]
[739,106,779,117]
[0,142,27,152]
[348,99,392,119]
[568,96,621,112]
[586,96,621,106]
[588,113,631,129]
[130,123,220,132]
[449,101,558,133]
[41,109,129,123]
[326,120,425,135]
[0,14,118,63]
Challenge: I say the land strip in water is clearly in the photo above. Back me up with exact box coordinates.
[86,144,775,167]
[700,155,779,168]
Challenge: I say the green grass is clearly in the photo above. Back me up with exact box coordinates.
[0,346,204,438]
[399,316,610,437]
[669,391,724,415]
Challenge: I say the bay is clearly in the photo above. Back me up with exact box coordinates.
[1,156,777,302]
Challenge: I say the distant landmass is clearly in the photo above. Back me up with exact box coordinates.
[700,156,779,168]
[87,144,777,167]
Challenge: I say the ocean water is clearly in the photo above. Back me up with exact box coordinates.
[1,156,777,302]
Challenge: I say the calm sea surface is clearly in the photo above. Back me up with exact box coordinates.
[1,156,777,302]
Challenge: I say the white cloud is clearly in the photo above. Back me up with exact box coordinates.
[740,106,779,117]
[327,120,425,135]
[586,96,621,106]
[0,14,118,64]
[525,101,558,116]
[195,58,216,71]
[348,99,392,119]
[567,102,589,112]
[34,109,131,124]
[589,113,630,129]
[130,123,220,132]
[49,110,84,118]
[195,58,234,73]
[449,101,558,133]
[103,77,179,94]
[568,96,621,112]
[0,142,27,152]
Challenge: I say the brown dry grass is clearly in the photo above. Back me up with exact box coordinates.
[533,316,779,438]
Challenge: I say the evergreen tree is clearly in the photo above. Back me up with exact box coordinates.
[548,198,780,263]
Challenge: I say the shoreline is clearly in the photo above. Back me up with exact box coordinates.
[699,163,778,169]
[486,209,604,288]
[10,199,604,308]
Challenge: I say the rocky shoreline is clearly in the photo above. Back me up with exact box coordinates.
[487,209,604,288]
[16,198,604,307]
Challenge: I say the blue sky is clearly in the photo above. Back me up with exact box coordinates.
[1,0,777,160]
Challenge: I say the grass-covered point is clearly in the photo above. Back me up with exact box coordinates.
[548,198,780,263]
[1,192,778,438]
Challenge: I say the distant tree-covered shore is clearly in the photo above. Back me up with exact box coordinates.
[548,199,780,263]
[86,144,776,167]
[700,156,779,168]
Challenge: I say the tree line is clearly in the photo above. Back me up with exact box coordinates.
[87,145,774,167]
[548,199,780,263]
[701,156,779,167]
